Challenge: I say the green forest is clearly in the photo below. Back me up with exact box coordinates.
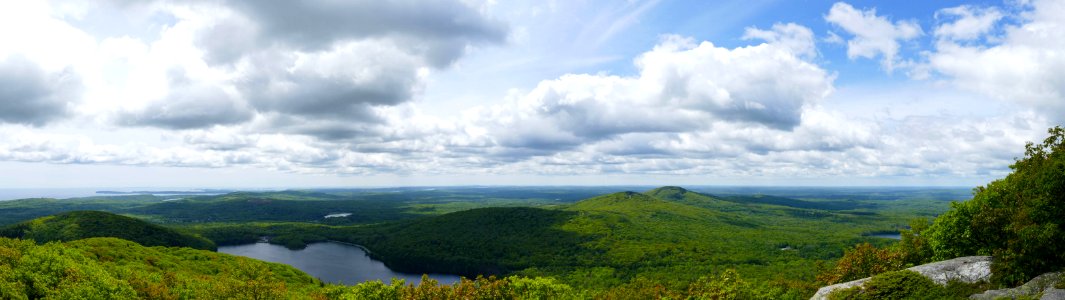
[0,127,1062,298]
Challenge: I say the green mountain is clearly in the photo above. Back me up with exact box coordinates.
[643,186,692,201]
[0,237,325,299]
[331,189,898,293]
[127,196,413,224]
[645,186,871,211]
[0,211,216,250]
[345,207,587,276]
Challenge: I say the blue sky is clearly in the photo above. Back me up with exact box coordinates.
[0,0,1061,188]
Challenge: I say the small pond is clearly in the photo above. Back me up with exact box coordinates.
[867,232,902,240]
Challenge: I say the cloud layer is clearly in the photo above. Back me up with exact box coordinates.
[0,0,1059,186]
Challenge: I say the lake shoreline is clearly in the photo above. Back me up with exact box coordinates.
[218,241,463,285]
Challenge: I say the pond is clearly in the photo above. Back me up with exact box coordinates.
[218,242,463,285]
[867,232,902,240]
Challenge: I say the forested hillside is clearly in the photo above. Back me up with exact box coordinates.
[0,211,215,251]
[815,127,1065,298]
[0,165,985,298]
[0,237,322,299]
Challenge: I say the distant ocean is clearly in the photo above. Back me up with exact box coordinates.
[0,188,103,201]
[0,188,232,201]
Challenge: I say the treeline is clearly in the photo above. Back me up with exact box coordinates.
[1,236,812,299]
[0,211,215,251]
[129,198,416,224]
[343,207,593,277]
[189,191,899,297]
[819,127,1065,298]
[0,237,323,299]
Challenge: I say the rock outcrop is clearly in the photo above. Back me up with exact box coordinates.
[970,272,1063,300]
[811,256,992,300]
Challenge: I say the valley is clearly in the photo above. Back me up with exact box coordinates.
[0,185,960,298]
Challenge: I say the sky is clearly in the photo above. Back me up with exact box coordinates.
[0,0,1062,188]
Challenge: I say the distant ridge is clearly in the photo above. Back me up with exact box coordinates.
[643,186,870,211]
[0,210,216,250]
[566,191,671,212]
[644,186,692,201]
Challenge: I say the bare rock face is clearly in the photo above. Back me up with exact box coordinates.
[909,256,993,285]
[810,278,871,300]
[970,272,1063,300]
[810,256,992,300]
[1042,287,1065,300]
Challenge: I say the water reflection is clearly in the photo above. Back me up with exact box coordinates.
[219,242,462,285]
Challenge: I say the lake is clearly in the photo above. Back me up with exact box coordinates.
[868,232,902,240]
[218,242,462,285]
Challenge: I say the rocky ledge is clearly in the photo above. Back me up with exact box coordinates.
[811,256,992,300]
[811,256,1065,300]
[971,272,1064,300]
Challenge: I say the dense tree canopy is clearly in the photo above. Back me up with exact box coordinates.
[0,211,215,251]
[926,126,1065,285]
[820,127,1065,288]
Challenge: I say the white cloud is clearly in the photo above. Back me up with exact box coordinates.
[743,23,817,58]
[3,0,505,134]
[0,0,1059,186]
[462,31,832,157]
[934,5,1004,41]
[928,0,1065,123]
[0,56,80,126]
[825,2,922,71]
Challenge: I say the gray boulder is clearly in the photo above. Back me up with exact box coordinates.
[810,256,992,300]
[970,272,1062,300]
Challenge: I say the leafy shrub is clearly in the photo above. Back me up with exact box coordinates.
[597,277,677,300]
[331,274,582,300]
[817,243,902,284]
[827,270,946,300]
[686,269,791,300]
[895,218,933,267]
[926,126,1065,286]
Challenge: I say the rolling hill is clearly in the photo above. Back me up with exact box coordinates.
[328,188,903,292]
[0,237,324,299]
[0,211,216,250]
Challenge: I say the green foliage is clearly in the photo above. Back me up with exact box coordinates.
[686,269,794,299]
[817,243,902,285]
[925,126,1065,286]
[0,237,330,299]
[1,238,138,299]
[895,218,933,266]
[323,275,581,300]
[827,271,984,300]
[0,211,215,250]
[334,190,917,297]
[0,186,962,298]
[0,195,163,226]
[827,270,949,300]
[130,197,416,224]
[859,270,944,300]
[344,207,587,276]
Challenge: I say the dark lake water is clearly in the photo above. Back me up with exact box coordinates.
[868,232,902,240]
[218,242,462,285]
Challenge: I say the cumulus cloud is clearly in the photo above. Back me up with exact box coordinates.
[167,0,505,136]
[118,68,252,129]
[743,23,817,58]
[934,5,1004,41]
[825,2,922,71]
[209,0,506,67]
[466,30,833,156]
[0,0,1057,185]
[239,40,425,122]
[8,0,504,134]
[928,0,1065,123]
[0,56,80,126]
